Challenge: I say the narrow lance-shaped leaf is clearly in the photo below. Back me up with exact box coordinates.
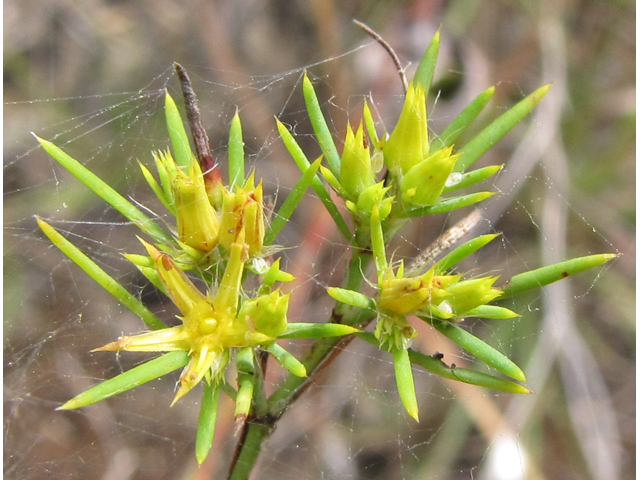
[441,164,502,195]
[138,160,174,213]
[422,317,527,382]
[279,323,361,339]
[407,347,531,394]
[57,351,189,410]
[500,253,619,299]
[455,84,551,172]
[264,157,322,245]
[165,91,193,169]
[302,73,341,177]
[413,27,441,95]
[228,110,245,187]
[265,342,307,377]
[434,233,501,273]
[370,205,387,285]
[465,305,520,319]
[357,332,530,394]
[37,218,167,330]
[403,191,495,218]
[275,118,354,243]
[326,287,377,311]
[33,135,174,245]
[196,380,221,464]
[432,86,496,151]
[392,346,419,421]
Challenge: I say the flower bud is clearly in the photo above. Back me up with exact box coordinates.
[219,172,265,257]
[442,276,502,315]
[383,82,429,174]
[400,146,460,206]
[340,122,375,200]
[237,290,290,340]
[378,266,435,315]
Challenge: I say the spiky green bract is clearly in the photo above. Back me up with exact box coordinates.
[37,217,166,330]
[57,352,189,410]
[33,135,173,245]
[196,381,221,464]
[500,253,619,299]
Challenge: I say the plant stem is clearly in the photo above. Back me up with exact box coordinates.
[226,250,372,479]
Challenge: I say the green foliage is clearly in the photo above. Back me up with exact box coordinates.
[33,27,616,477]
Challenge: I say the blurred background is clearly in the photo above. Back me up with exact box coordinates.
[4,1,635,479]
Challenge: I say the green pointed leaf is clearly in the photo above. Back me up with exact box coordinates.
[433,86,496,151]
[38,218,167,330]
[404,191,495,217]
[422,318,527,382]
[414,27,441,94]
[302,73,341,177]
[465,305,520,319]
[165,91,193,168]
[275,118,354,243]
[279,323,361,339]
[392,346,419,421]
[500,253,619,299]
[441,164,502,194]
[57,351,189,410]
[265,157,322,245]
[265,342,307,377]
[196,380,221,464]
[356,332,530,394]
[455,84,551,172]
[407,346,531,394]
[326,287,376,311]
[228,110,245,187]
[434,234,501,273]
[138,160,174,213]
[33,135,174,245]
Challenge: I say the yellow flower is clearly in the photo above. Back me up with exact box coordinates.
[97,237,285,404]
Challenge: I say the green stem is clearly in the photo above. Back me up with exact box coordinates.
[227,420,274,480]
[226,249,373,478]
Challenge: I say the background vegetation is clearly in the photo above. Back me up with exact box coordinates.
[4,1,635,479]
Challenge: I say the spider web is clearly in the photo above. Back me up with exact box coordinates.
[4,20,632,480]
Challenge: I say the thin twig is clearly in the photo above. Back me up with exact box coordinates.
[353,19,408,93]
[408,209,485,273]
